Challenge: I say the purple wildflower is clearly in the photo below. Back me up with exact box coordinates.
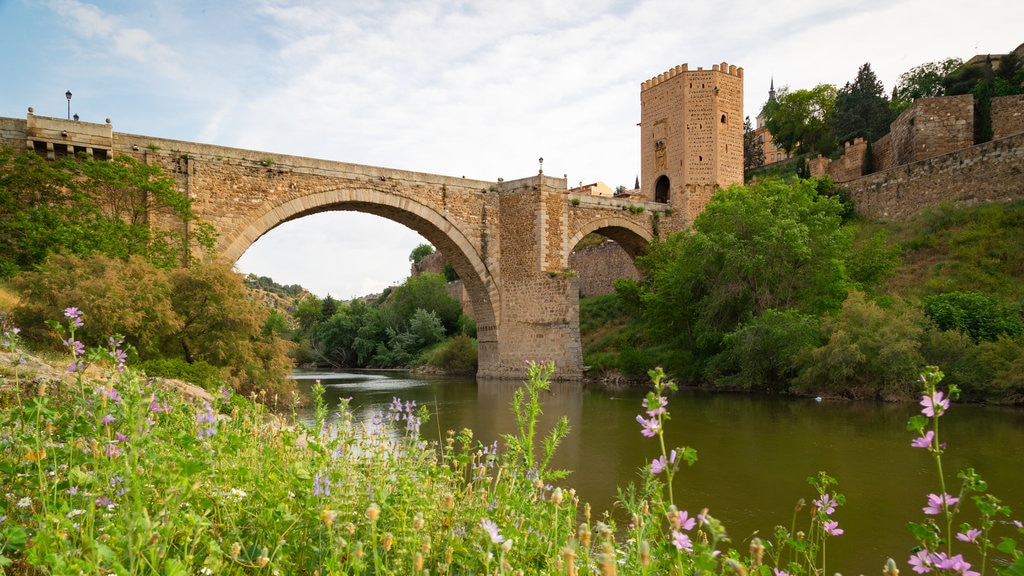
[912,430,934,448]
[921,391,950,417]
[909,550,932,574]
[196,403,217,439]
[64,307,84,327]
[636,414,660,437]
[814,493,838,516]
[671,530,693,551]
[956,528,982,542]
[773,569,791,576]
[822,519,844,536]
[100,414,115,424]
[923,493,959,515]
[650,450,676,475]
[676,510,696,531]
[95,496,114,509]
[481,518,504,544]
[313,471,331,496]
[933,553,979,576]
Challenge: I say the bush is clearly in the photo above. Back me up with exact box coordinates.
[923,291,1024,343]
[705,309,821,392]
[424,334,478,373]
[794,292,926,399]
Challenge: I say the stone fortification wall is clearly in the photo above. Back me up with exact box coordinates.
[993,95,1024,139]
[811,94,1024,183]
[568,241,641,297]
[845,132,1024,221]
[892,95,974,165]
[0,117,26,145]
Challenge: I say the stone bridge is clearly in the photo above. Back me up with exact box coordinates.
[2,112,680,380]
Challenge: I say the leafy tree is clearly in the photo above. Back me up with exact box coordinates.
[294,295,322,332]
[761,84,838,156]
[409,243,435,264]
[743,116,764,174]
[0,147,215,277]
[320,294,339,321]
[633,178,852,376]
[10,254,179,355]
[705,308,821,392]
[387,273,462,335]
[442,261,459,282]
[891,58,963,114]
[830,63,893,144]
[922,291,1024,343]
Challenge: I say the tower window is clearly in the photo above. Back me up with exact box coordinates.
[721,114,727,123]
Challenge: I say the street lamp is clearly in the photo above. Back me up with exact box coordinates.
[65,90,72,120]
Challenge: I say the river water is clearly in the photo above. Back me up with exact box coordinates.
[291,369,1024,575]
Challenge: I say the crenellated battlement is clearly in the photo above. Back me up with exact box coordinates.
[641,61,743,91]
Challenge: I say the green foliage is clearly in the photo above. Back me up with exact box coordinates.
[923,291,1024,343]
[387,273,462,336]
[138,357,225,391]
[706,308,821,392]
[423,333,478,373]
[442,260,459,282]
[761,84,839,156]
[636,178,851,377]
[0,147,215,278]
[830,63,893,144]
[794,292,926,399]
[891,58,963,114]
[503,361,570,482]
[846,230,901,291]
[9,254,293,396]
[409,242,435,264]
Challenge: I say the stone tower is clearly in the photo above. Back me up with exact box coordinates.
[639,61,744,226]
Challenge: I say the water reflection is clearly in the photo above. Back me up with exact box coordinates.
[292,369,1024,575]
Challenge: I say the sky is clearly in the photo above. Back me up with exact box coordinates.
[2,0,1021,299]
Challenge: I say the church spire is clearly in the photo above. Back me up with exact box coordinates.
[769,76,776,102]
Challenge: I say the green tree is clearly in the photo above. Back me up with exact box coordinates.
[890,58,963,114]
[743,116,764,174]
[830,63,893,144]
[0,148,215,277]
[294,295,323,333]
[633,178,852,376]
[409,243,435,264]
[386,273,462,335]
[761,84,838,156]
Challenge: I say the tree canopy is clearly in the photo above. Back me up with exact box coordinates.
[891,58,963,114]
[623,178,852,380]
[830,63,893,144]
[760,84,838,156]
[743,116,764,174]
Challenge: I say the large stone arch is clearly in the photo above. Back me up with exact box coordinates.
[217,186,501,373]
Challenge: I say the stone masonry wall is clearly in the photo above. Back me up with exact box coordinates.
[568,241,641,297]
[993,95,1024,140]
[845,132,1024,221]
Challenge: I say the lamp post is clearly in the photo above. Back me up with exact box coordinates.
[65,90,72,120]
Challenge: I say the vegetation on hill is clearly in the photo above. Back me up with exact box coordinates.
[0,147,293,396]
[584,180,1024,404]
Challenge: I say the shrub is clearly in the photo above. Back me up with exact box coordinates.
[923,291,1024,343]
[424,334,478,373]
[794,292,926,399]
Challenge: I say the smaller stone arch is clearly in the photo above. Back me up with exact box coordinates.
[565,216,654,269]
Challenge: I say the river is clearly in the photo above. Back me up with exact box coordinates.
[291,369,1024,575]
